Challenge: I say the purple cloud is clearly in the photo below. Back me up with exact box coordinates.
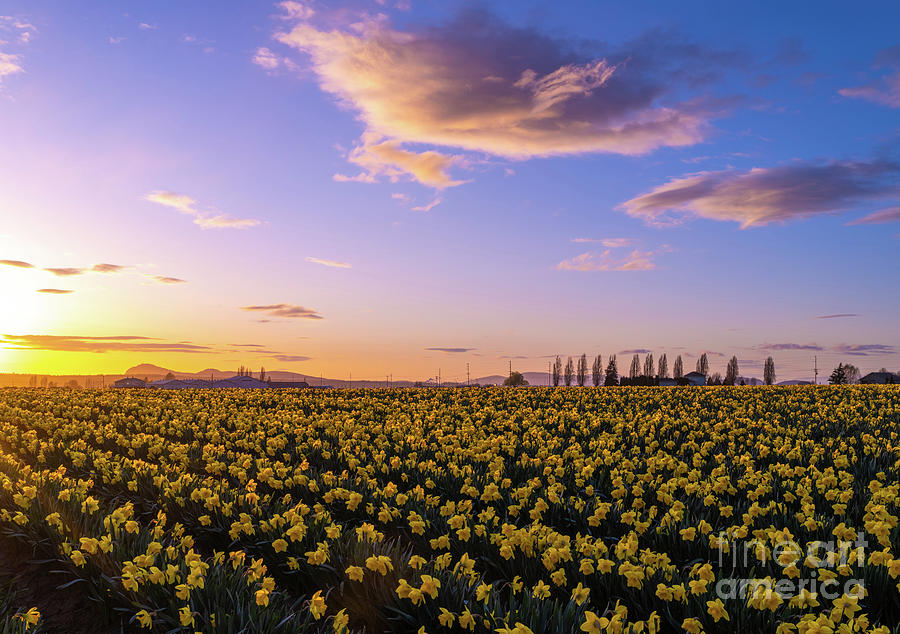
[620,159,900,227]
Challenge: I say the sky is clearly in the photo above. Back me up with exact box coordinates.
[1,0,899,383]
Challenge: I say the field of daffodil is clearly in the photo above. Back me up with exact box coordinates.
[1,386,900,633]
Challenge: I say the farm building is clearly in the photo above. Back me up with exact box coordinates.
[658,378,678,387]
[268,381,310,388]
[684,372,707,386]
[859,371,900,384]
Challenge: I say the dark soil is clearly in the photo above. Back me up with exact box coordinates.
[0,538,121,633]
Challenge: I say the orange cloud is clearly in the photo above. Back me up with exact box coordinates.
[336,137,465,189]
[92,263,129,273]
[36,288,74,294]
[0,259,34,268]
[272,9,713,185]
[145,191,261,229]
[44,267,85,276]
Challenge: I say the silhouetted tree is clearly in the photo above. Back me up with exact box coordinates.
[605,355,618,386]
[592,355,602,387]
[829,363,848,385]
[658,353,668,379]
[764,357,776,385]
[503,371,529,386]
[259,367,266,382]
[643,353,654,378]
[673,355,684,379]
[564,357,574,386]
[709,372,722,385]
[724,356,739,385]
[629,354,641,380]
[576,354,587,386]
[844,364,860,384]
[165,372,175,380]
[66,379,80,389]
[696,353,709,377]
[552,356,562,387]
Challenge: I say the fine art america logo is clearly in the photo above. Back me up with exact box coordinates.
[713,530,869,602]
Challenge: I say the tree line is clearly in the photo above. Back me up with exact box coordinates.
[550,352,778,386]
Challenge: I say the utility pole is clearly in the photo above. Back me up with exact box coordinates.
[509,360,512,378]
[466,363,470,387]
[814,356,818,385]
[548,361,551,387]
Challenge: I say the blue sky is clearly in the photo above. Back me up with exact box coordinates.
[1,1,898,382]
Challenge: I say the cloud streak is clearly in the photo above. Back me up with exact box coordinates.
[36,288,73,294]
[620,159,900,227]
[305,256,351,269]
[150,275,187,284]
[1,334,213,354]
[44,267,85,277]
[0,259,34,268]
[146,191,261,229]
[815,313,859,319]
[241,304,323,319]
[425,347,475,353]
[839,47,900,109]
[92,263,129,273]
[759,343,824,351]
[571,238,634,247]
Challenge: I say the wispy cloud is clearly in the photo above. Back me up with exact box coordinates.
[759,343,824,351]
[252,46,281,70]
[620,348,651,354]
[620,159,900,227]
[272,354,312,362]
[0,51,23,82]
[849,206,900,225]
[556,249,656,271]
[92,263,129,273]
[271,8,731,187]
[1,334,213,353]
[833,343,895,356]
[139,23,157,31]
[306,256,351,269]
[571,238,634,248]
[839,47,900,109]
[44,267,85,277]
[412,198,442,212]
[149,275,187,284]
[0,17,32,83]
[0,259,34,268]
[815,313,859,319]
[241,304,323,320]
[425,347,475,353]
[36,288,73,294]
[145,191,261,229]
